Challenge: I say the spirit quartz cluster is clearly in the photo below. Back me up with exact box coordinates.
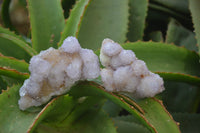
[18,37,165,110]
[18,37,100,110]
[100,39,165,98]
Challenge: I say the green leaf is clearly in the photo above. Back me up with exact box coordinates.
[189,0,200,55]
[161,81,200,113]
[1,0,16,32]
[27,0,65,52]
[166,18,197,51]
[0,85,39,133]
[151,0,189,14]
[122,42,200,85]
[0,26,21,40]
[127,0,148,42]
[29,91,115,132]
[0,33,37,62]
[0,67,29,81]
[113,118,150,133]
[69,81,180,133]
[27,95,77,132]
[0,55,29,73]
[102,100,122,117]
[138,98,181,133]
[173,113,200,133]
[58,0,91,46]
[35,109,117,133]
[147,31,163,42]
[78,0,129,50]
[149,3,189,22]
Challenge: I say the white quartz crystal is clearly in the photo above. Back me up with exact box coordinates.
[80,49,100,79]
[101,39,122,56]
[18,36,100,110]
[100,38,165,98]
[59,36,81,53]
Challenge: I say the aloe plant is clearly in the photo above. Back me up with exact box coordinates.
[0,0,200,132]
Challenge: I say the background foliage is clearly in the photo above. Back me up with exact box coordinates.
[0,0,200,132]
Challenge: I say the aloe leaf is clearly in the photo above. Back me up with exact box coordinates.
[0,55,29,73]
[127,0,148,42]
[0,67,29,81]
[113,119,150,133]
[69,81,180,133]
[0,85,39,133]
[149,3,189,22]
[102,100,122,117]
[151,0,189,14]
[27,95,77,132]
[138,98,181,133]
[35,109,117,133]
[0,33,37,56]
[166,18,197,51]
[1,0,16,32]
[27,0,65,52]
[162,81,200,113]
[58,0,91,46]
[28,93,115,132]
[78,0,129,50]
[0,26,21,40]
[147,31,163,42]
[173,113,200,133]
[0,33,37,62]
[189,0,200,55]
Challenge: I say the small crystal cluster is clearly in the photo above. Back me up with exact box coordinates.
[18,37,100,110]
[100,39,165,98]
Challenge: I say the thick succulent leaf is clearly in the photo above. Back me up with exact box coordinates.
[27,95,77,132]
[0,55,29,81]
[69,81,180,133]
[78,0,129,50]
[27,0,65,52]
[35,109,117,133]
[173,113,200,133]
[113,115,142,124]
[0,33,37,62]
[151,0,189,14]
[0,26,22,40]
[127,0,148,42]
[0,67,29,81]
[122,42,200,85]
[166,18,197,51]
[189,0,200,55]
[137,98,180,133]
[58,0,91,46]
[102,100,122,117]
[162,81,200,113]
[147,31,163,42]
[0,55,29,73]
[0,85,39,133]
[1,0,16,31]
[149,3,189,22]
[28,91,115,132]
[113,118,150,133]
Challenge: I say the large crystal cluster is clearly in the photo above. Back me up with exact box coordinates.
[18,37,100,110]
[100,39,165,98]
